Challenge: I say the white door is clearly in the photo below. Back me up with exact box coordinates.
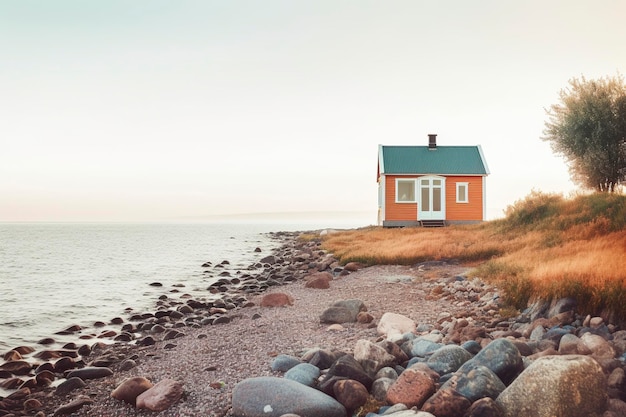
[418,177,445,220]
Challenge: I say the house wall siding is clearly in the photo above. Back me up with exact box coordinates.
[384,175,417,221]
[383,175,484,222]
[445,176,484,221]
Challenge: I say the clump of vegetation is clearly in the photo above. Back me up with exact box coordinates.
[542,74,626,194]
[500,190,626,234]
[322,192,626,321]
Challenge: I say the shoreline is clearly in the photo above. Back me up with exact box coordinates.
[1,229,493,416]
[1,229,341,413]
[2,229,625,416]
[0,222,303,351]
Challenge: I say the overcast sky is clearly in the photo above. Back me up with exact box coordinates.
[1,1,625,224]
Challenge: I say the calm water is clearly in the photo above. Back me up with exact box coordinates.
[0,221,359,350]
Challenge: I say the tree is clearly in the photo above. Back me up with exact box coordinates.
[543,74,626,193]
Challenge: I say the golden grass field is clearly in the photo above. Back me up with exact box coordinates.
[319,191,626,321]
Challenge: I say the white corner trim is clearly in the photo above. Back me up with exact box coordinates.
[477,144,490,175]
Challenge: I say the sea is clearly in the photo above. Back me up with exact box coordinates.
[0,219,369,351]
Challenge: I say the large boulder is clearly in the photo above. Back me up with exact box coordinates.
[496,355,607,417]
[426,344,473,375]
[458,338,523,385]
[451,365,506,402]
[232,376,346,417]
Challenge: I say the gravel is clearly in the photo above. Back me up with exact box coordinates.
[46,264,469,417]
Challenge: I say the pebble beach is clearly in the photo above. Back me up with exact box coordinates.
[2,229,626,417]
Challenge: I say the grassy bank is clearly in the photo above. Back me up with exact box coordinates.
[320,192,626,321]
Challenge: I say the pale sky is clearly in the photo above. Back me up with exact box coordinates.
[2,1,625,223]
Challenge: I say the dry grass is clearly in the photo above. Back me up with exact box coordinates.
[321,224,505,266]
[321,192,626,321]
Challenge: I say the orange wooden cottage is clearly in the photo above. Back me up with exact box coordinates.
[377,134,490,227]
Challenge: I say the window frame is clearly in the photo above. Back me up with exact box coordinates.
[456,182,469,203]
[395,178,417,203]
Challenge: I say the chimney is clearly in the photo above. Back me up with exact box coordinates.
[428,134,437,150]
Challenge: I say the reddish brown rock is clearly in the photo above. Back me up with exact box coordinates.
[333,379,369,411]
[528,347,559,360]
[421,387,472,417]
[34,350,62,360]
[0,377,24,389]
[3,350,22,361]
[13,346,35,355]
[259,292,294,307]
[386,368,435,408]
[0,360,32,375]
[23,398,43,411]
[97,330,117,338]
[580,333,616,358]
[465,397,505,417]
[408,362,441,382]
[459,325,488,342]
[136,378,183,412]
[53,357,76,373]
[19,377,38,389]
[305,272,333,289]
[53,396,93,416]
[343,262,364,272]
[356,311,374,323]
[35,370,55,387]
[111,377,154,406]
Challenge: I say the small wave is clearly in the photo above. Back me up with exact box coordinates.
[0,320,32,328]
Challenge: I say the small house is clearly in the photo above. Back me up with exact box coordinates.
[377,134,490,227]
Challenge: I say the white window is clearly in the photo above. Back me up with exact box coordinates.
[396,179,416,202]
[457,182,469,203]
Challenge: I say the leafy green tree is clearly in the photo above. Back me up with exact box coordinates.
[543,74,626,192]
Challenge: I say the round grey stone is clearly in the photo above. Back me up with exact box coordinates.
[232,376,346,417]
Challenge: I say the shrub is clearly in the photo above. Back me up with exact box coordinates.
[502,190,563,229]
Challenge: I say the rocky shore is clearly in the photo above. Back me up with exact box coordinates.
[1,229,626,416]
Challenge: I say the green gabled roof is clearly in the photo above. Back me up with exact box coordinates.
[380,145,489,175]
